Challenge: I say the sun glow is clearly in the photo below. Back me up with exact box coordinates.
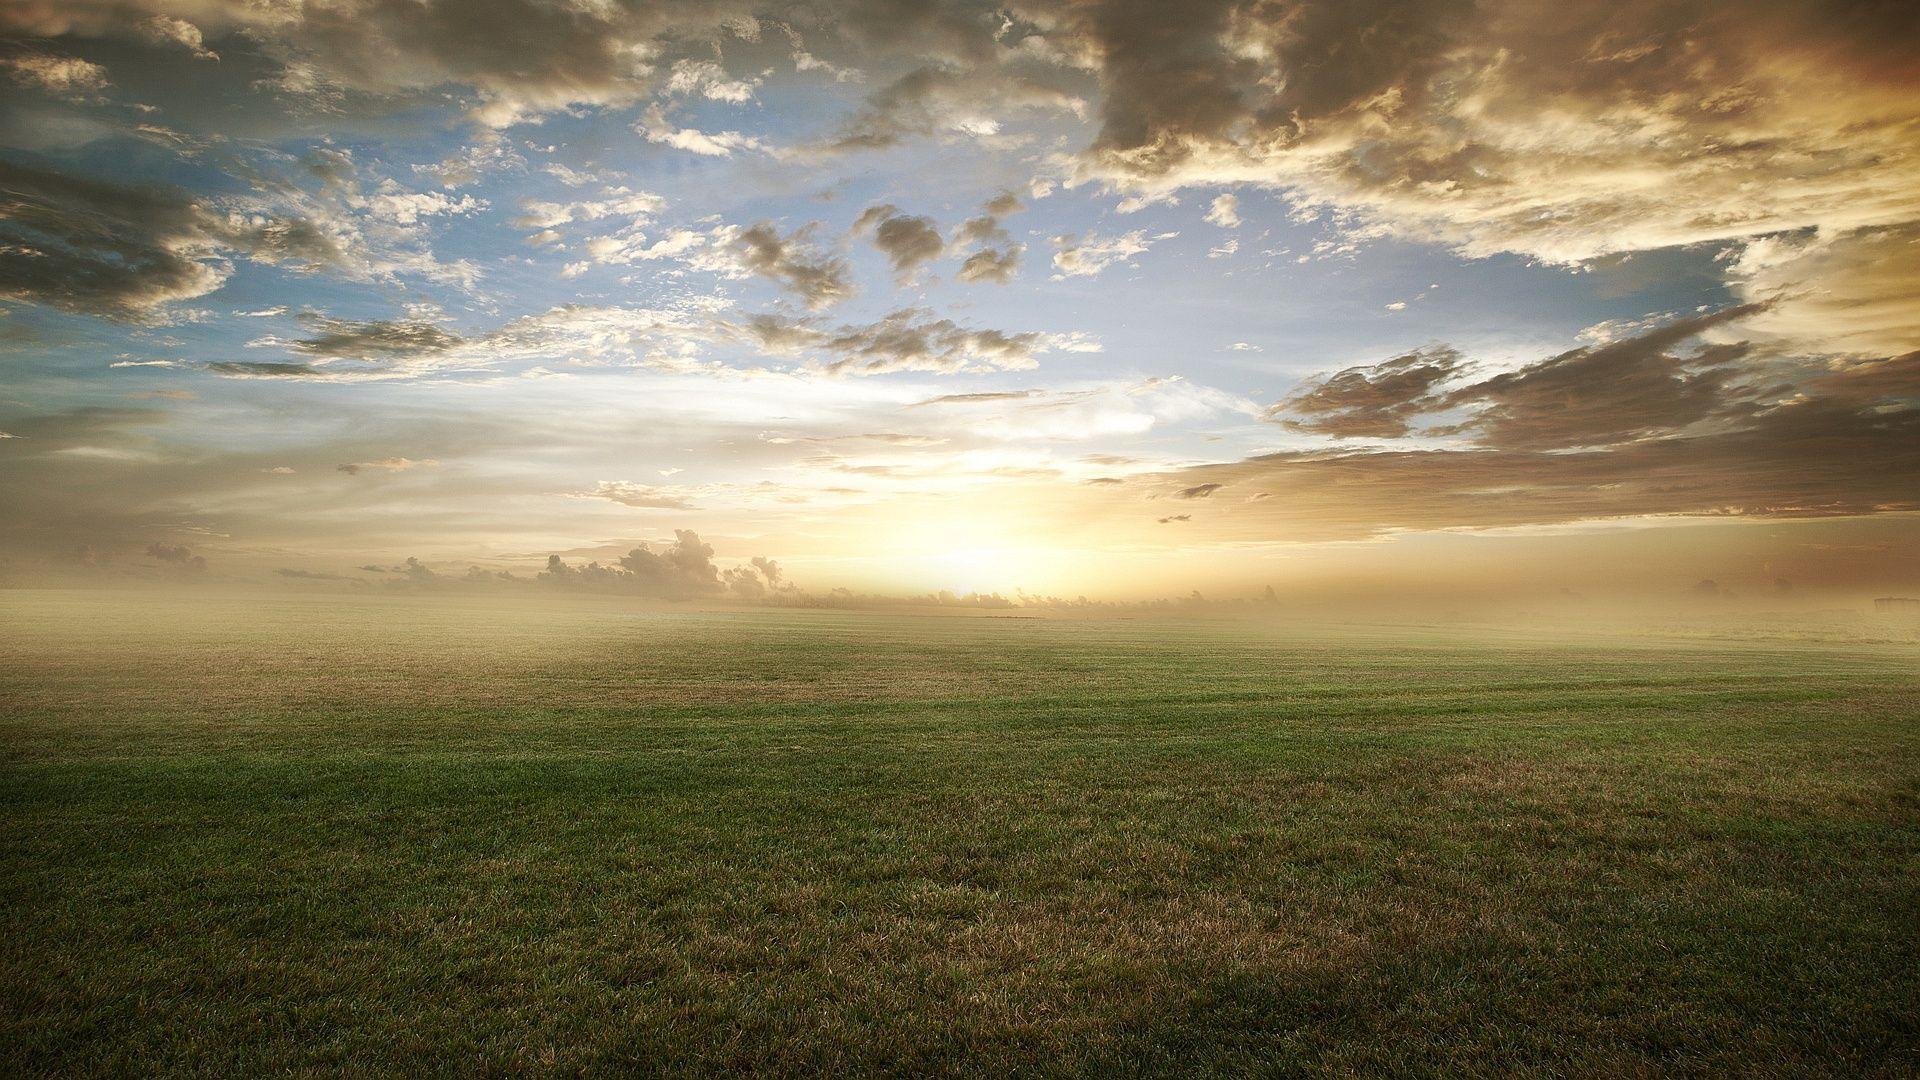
[877,511,1066,596]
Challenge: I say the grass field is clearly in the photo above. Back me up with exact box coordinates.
[3,590,1916,1075]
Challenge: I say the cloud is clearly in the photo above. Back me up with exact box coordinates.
[854,204,944,279]
[206,361,331,379]
[894,376,1255,442]
[276,567,349,580]
[515,190,663,231]
[139,15,218,60]
[210,303,725,382]
[11,0,1910,296]
[1273,346,1466,438]
[2,0,759,130]
[211,314,471,381]
[579,481,699,510]
[1727,224,1920,359]
[1173,483,1222,499]
[1434,306,1766,450]
[824,62,1085,152]
[952,216,1006,249]
[747,308,1084,376]
[0,161,358,322]
[1205,194,1240,228]
[337,457,436,475]
[948,194,1026,284]
[662,58,761,103]
[724,223,853,309]
[762,431,949,448]
[1158,397,1920,541]
[288,316,463,361]
[0,162,254,319]
[584,225,706,267]
[4,53,109,95]
[1064,0,1920,269]
[1051,229,1152,278]
[820,310,1045,375]
[636,105,769,157]
[538,530,726,599]
[908,390,1042,407]
[362,188,485,227]
[212,298,1078,387]
[723,555,791,599]
[1162,311,1920,539]
[145,541,206,571]
[957,246,1023,283]
[1270,307,1774,448]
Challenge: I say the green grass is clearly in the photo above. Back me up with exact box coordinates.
[3,591,1916,1076]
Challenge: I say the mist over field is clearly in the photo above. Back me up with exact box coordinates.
[4,0,1919,1071]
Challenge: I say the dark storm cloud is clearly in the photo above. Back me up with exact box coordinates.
[11,1,1914,277]
[6,0,1063,138]
[16,1,1904,285]
[1159,324,1920,540]
[0,158,228,319]
[1269,307,1771,449]
[1162,397,1920,541]
[1809,352,1920,406]
[729,222,853,309]
[0,159,342,320]
[1053,0,1920,265]
[853,204,944,279]
[1273,346,1465,439]
[1436,306,1766,450]
[0,0,757,129]
[1070,0,1257,175]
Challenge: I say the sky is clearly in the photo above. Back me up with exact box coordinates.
[1,0,1916,603]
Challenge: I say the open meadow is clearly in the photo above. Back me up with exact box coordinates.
[3,590,1916,1075]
